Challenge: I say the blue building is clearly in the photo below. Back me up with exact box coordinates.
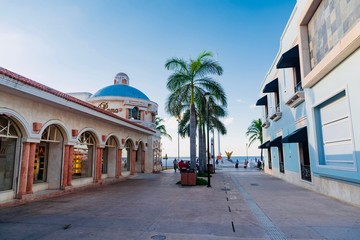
[257,0,360,206]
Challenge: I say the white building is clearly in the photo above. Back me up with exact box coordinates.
[257,0,360,206]
[0,68,161,205]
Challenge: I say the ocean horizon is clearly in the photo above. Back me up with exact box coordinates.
[161,155,261,169]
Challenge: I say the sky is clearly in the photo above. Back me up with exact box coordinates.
[0,0,296,158]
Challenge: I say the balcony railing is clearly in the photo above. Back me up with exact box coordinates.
[262,116,270,128]
[279,162,285,173]
[294,81,303,93]
[301,164,312,182]
[269,104,282,121]
[286,81,305,108]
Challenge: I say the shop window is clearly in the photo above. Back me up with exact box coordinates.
[73,132,95,178]
[0,116,19,191]
[315,90,355,169]
[278,146,285,173]
[34,144,48,182]
[267,148,272,169]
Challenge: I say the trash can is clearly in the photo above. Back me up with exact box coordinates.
[181,172,188,185]
[187,170,196,186]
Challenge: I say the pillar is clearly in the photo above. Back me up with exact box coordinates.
[131,150,136,175]
[18,142,30,197]
[67,145,73,186]
[62,145,70,188]
[96,147,103,182]
[141,150,145,173]
[116,148,122,177]
[26,143,36,194]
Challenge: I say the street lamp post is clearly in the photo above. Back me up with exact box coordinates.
[177,118,180,162]
[246,143,248,167]
[204,92,211,188]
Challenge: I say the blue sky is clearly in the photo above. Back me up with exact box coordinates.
[0,0,296,157]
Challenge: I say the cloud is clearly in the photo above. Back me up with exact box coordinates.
[223,117,234,125]
[236,98,244,103]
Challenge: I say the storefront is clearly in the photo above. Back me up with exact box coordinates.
[0,67,160,204]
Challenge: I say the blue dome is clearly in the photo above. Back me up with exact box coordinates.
[92,84,150,100]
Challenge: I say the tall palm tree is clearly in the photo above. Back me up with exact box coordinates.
[155,117,172,140]
[246,118,263,160]
[165,51,224,170]
[177,95,227,173]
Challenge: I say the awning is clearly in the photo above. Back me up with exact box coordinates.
[269,136,282,147]
[258,140,270,149]
[276,45,299,69]
[263,78,278,93]
[282,127,308,143]
[256,95,267,106]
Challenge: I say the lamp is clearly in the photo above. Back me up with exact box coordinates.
[176,117,181,163]
[204,92,211,188]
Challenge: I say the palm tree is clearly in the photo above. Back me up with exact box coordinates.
[165,51,225,170]
[246,118,263,160]
[155,117,172,140]
[176,95,227,173]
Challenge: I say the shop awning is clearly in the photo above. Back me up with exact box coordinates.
[276,45,299,69]
[282,127,308,143]
[258,140,270,149]
[269,136,282,147]
[263,78,278,93]
[256,95,267,106]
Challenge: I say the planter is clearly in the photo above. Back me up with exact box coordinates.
[181,171,196,186]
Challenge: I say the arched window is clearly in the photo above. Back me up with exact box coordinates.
[128,107,141,120]
[73,132,95,178]
[0,116,20,191]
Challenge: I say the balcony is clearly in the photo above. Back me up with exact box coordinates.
[262,116,270,128]
[261,118,270,128]
[286,82,305,108]
[269,105,282,121]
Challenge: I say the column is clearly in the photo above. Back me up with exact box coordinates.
[62,145,69,188]
[141,150,145,173]
[96,147,103,182]
[67,145,73,186]
[131,150,136,175]
[18,142,30,197]
[116,148,122,177]
[26,143,37,194]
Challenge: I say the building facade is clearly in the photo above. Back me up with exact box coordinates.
[0,68,161,204]
[257,0,360,206]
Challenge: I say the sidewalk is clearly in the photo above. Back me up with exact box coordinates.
[0,167,359,240]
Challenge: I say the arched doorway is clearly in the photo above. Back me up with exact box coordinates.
[73,131,96,179]
[122,139,134,174]
[0,116,21,193]
[34,125,64,190]
[104,136,118,178]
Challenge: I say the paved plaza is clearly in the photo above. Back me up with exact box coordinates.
[0,161,359,240]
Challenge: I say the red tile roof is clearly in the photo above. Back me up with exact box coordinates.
[0,67,155,133]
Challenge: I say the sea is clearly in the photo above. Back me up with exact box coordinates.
[161,155,261,169]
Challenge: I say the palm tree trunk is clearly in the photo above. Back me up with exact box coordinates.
[190,104,196,170]
[198,125,204,173]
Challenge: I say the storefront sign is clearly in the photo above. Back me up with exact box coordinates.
[98,102,119,113]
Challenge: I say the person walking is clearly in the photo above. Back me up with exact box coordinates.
[173,158,178,172]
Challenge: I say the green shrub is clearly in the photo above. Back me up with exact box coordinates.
[197,172,212,178]
[196,177,208,185]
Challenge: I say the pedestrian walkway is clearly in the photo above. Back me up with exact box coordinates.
[0,167,359,240]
